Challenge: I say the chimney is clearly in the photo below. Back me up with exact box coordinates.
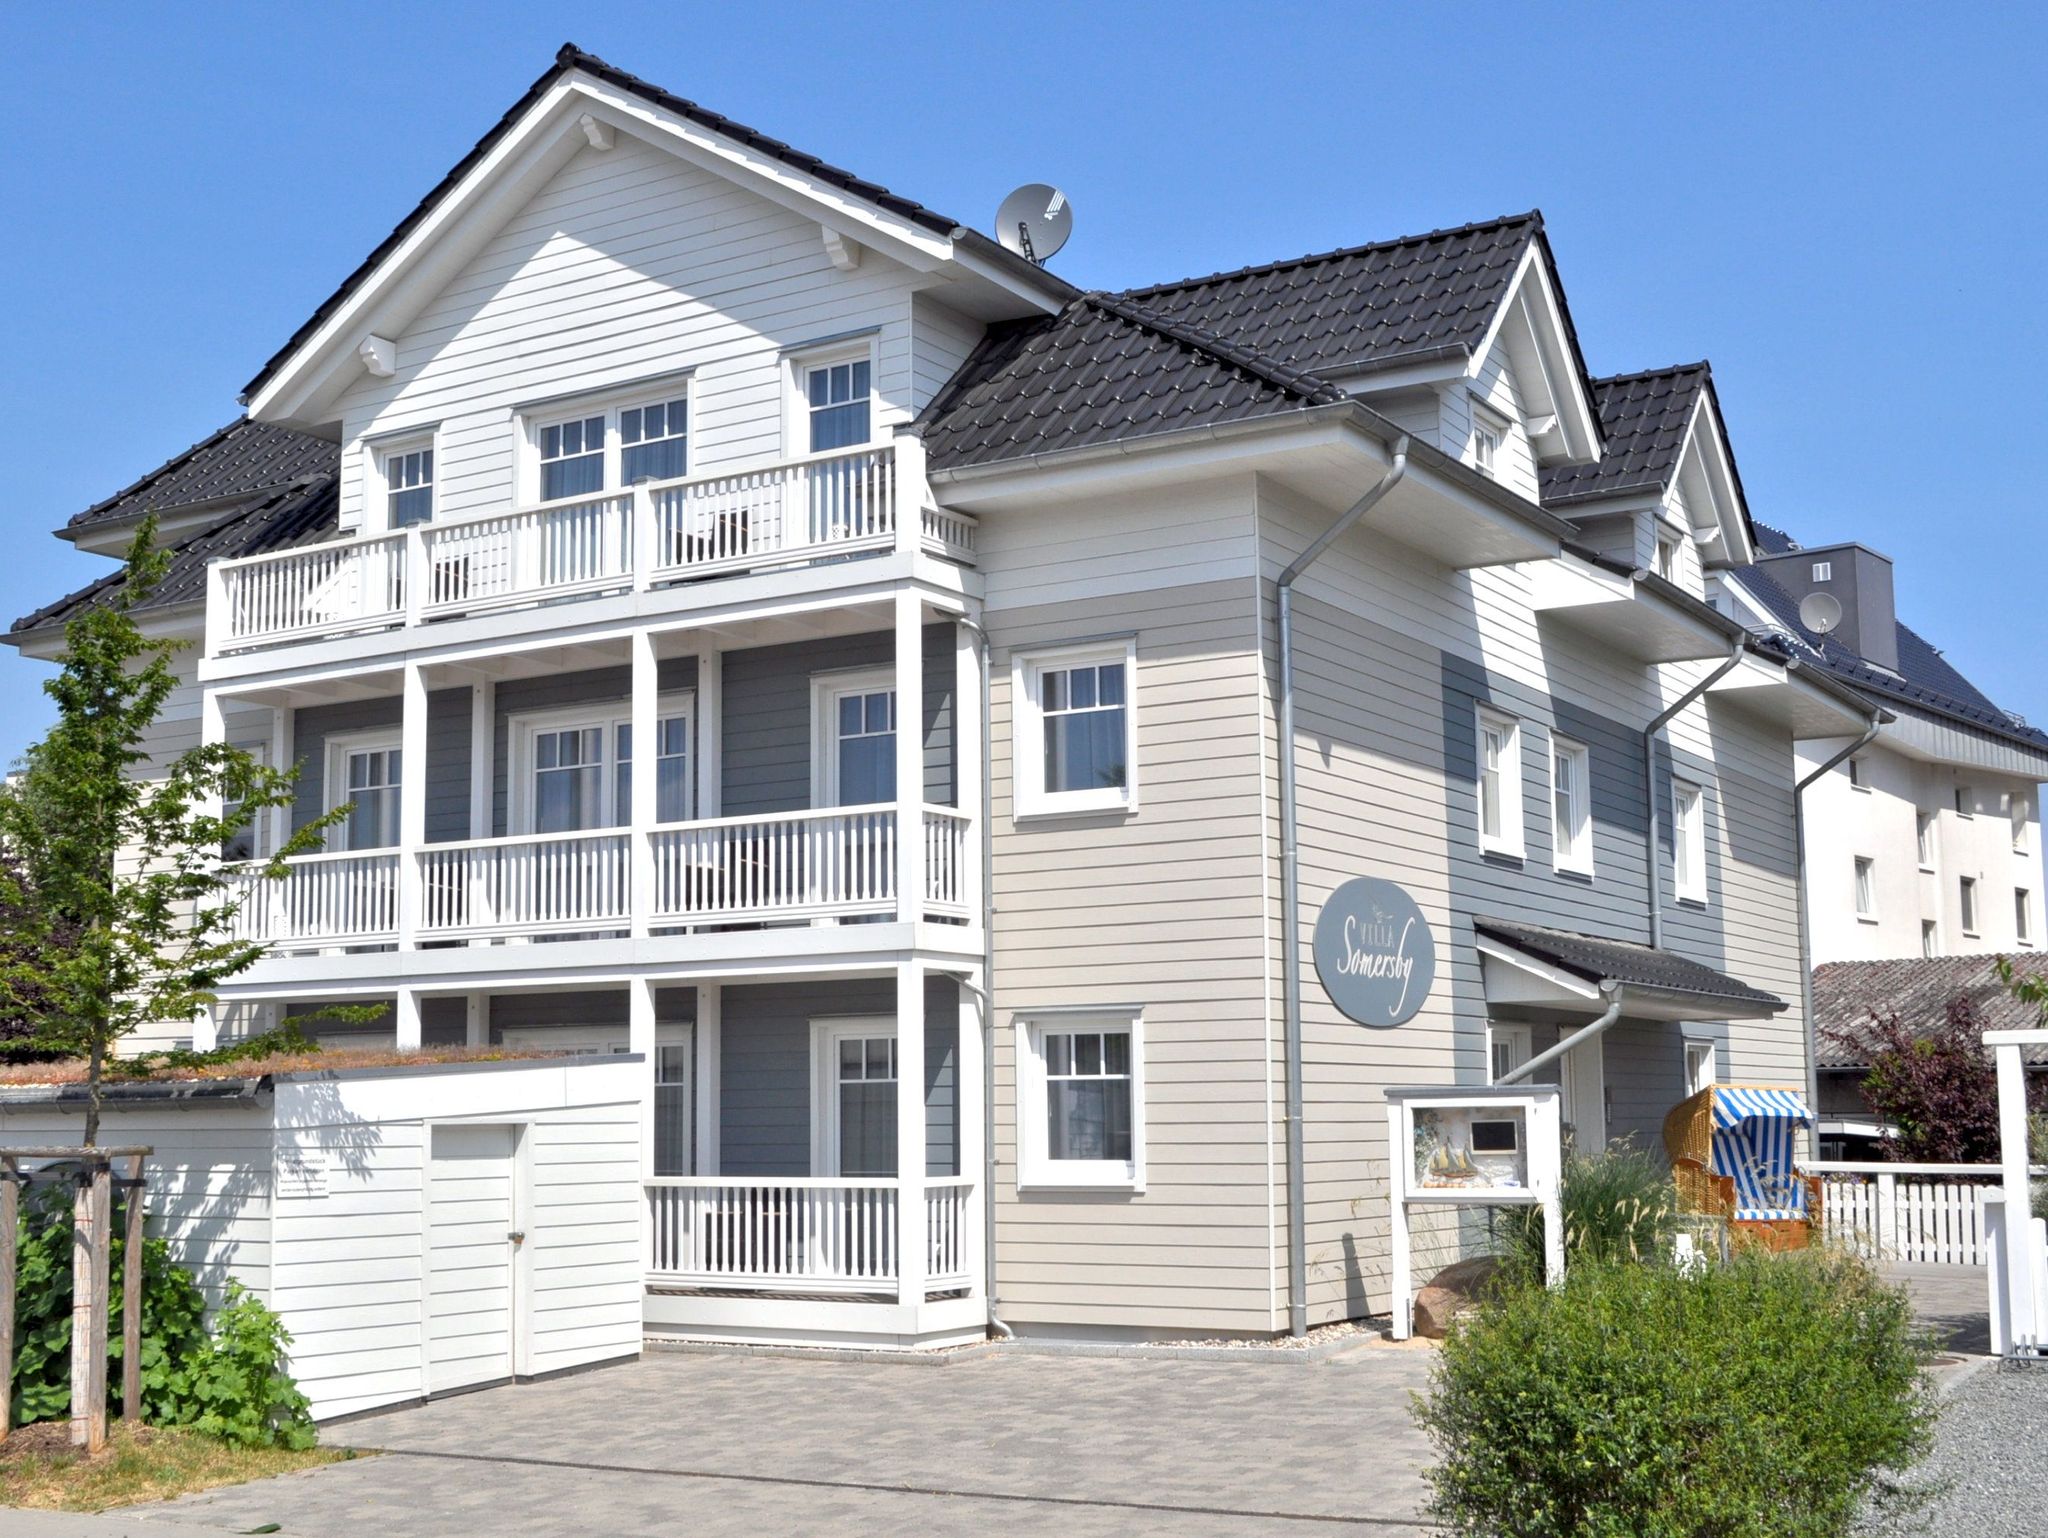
[1754,541,1898,672]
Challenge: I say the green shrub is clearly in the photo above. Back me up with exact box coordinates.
[1495,1142,1679,1278]
[9,1176,315,1449]
[1414,1249,1934,1537]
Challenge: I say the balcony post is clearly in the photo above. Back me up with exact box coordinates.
[629,977,656,1185]
[204,560,227,658]
[954,617,982,925]
[266,706,291,860]
[695,645,722,819]
[694,983,721,1176]
[895,590,925,923]
[195,686,227,1053]
[402,527,427,626]
[630,483,655,592]
[895,959,928,1310]
[892,432,925,557]
[957,969,986,1303]
[394,986,421,1052]
[397,663,428,951]
[630,632,658,938]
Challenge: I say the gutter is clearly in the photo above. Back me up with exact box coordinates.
[1792,715,1884,1118]
[1644,637,1747,948]
[1276,434,1410,1338]
[1494,983,1627,1086]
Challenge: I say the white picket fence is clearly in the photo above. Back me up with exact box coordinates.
[1807,1162,2001,1265]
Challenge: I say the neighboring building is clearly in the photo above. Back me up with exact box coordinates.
[1716,525,2048,963]
[6,46,1882,1347]
[1811,953,2048,1157]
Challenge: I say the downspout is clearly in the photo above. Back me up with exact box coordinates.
[1792,714,1883,1120]
[1277,435,1409,1338]
[955,615,1010,1339]
[1644,638,1747,948]
[1495,981,1627,1086]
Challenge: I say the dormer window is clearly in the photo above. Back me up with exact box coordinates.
[1470,406,1506,476]
[1655,532,1680,583]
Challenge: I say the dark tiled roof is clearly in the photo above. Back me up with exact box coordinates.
[1735,523,2048,751]
[67,419,336,533]
[1813,955,2048,1069]
[244,44,1001,403]
[921,292,1344,471]
[1476,916,1787,1012]
[15,477,339,636]
[1540,363,1708,505]
[1116,211,1566,381]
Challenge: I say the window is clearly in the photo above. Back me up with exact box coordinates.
[617,716,692,825]
[1812,561,1833,583]
[812,1020,898,1178]
[1477,709,1524,858]
[1672,779,1706,902]
[1488,1022,1531,1084]
[327,734,401,851]
[805,357,873,453]
[2014,795,2032,853]
[532,725,604,834]
[512,697,693,833]
[1684,1039,1717,1097]
[1471,417,1501,474]
[1655,533,1679,583]
[813,670,896,807]
[382,442,434,528]
[1551,737,1592,874]
[1922,920,1939,957]
[1960,876,1980,935]
[1847,756,1868,791]
[1918,811,1937,870]
[1013,642,1138,818]
[2018,888,2034,945]
[1955,785,1974,818]
[654,1030,695,1178]
[537,413,605,501]
[1017,1014,1144,1189]
[620,396,688,484]
[1854,857,1877,921]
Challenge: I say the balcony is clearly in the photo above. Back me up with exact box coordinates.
[223,805,971,953]
[205,442,978,658]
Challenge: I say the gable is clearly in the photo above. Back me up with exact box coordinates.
[1465,241,1602,465]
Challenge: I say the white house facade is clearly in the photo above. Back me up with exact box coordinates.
[8,46,1886,1346]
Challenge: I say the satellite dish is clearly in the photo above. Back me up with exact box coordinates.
[1798,590,1843,636]
[996,183,1073,265]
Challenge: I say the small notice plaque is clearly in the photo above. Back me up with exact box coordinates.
[275,1151,327,1201]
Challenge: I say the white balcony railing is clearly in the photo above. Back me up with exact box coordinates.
[649,805,900,925]
[644,1176,974,1293]
[419,830,631,939]
[207,442,977,657]
[223,849,399,951]
[923,806,971,919]
[925,1175,973,1287]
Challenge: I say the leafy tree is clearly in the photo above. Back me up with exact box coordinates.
[1823,993,2047,1163]
[0,521,341,1142]
[0,848,79,1055]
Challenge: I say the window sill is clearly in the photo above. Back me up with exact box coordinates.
[1480,844,1526,865]
[1017,1168,1144,1195]
[1919,864,1937,875]
[1856,915,1880,926]
[1552,863,1594,883]
[1676,894,1708,910]
[1012,800,1137,826]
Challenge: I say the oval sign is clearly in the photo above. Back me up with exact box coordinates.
[1312,877,1437,1028]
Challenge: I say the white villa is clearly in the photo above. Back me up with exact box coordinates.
[8,46,1894,1357]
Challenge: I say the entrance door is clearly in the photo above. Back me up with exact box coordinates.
[1559,1030,1607,1151]
[426,1123,519,1395]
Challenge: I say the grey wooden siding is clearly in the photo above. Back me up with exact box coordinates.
[289,688,471,844]
[488,988,697,1035]
[491,659,697,835]
[718,975,959,1177]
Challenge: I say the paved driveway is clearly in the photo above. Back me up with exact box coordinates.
[121,1343,1442,1537]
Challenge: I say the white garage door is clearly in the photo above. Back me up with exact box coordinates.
[427,1123,518,1395]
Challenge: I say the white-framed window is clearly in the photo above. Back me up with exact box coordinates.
[1812,560,1833,583]
[537,412,606,502]
[325,730,402,851]
[654,1027,697,1178]
[2018,888,2034,946]
[1012,641,1138,819]
[620,395,689,484]
[1918,811,1937,871]
[1922,919,1938,957]
[810,1017,898,1177]
[1672,779,1706,902]
[509,695,694,833]
[2013,795,2032,854]
[221,741,270,863]
[1488,1022,1531,1085]
[1475,709,1524,858]
[1960,875,1980,935]
[1015,1012,1144,1190]
[1847,756,1868,791]
[1955,785,1974,818]
[789,344,876,456]
[1684,1038,1718,1098]
[811,667,897,807]
[1550,736,1592,875]
[1469,402,1506,476]
[377,437,435,528]
[1854,856,1877,921]
[1654,532,1680,583]
[520,376,694,503]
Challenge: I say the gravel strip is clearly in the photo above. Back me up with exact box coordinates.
[1859,1363,2048,1536]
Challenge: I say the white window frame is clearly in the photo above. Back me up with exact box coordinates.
[1960,875,1980,936]
[1922,919,1939,958]
[1812,560,1833,583]
[809,1016,898,1178]
[1854,856,1878,921]
[1654,531,1680,583]
[786,338,880,459]
[1476,707,1524,859]
[1015,1010,1145,1192]
[2018,888,2034,947]
[1847,756,1869,792]
[515,373,696,505]
[508,693,695,834]
[1918,811,1938,872]
[810,666,898,808]
[1469,401,1507,476]
[1672,778,1707,903]
[1955,785,1974,819]
[369,429,438,533]
[2013,794,2032,854]
[324,728,402,851]
[1012,639,1140,820]
[1683,1038,1718,1098]
[1550,735,1592,875]
[1488,1022,1532,1085]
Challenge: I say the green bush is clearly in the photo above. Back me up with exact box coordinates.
[9,1176,315,1449]
[1495,1142,1679,1277]
[1414,1249,1934,1537]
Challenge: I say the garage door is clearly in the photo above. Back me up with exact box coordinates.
[427,1123,518,1395]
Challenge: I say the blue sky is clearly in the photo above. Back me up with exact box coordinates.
[4,3,2044,763]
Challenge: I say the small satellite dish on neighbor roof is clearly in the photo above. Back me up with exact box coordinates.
[996,183,1072,265]
[1798,590,1843,636]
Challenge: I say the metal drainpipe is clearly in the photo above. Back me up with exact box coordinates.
[1277,435,1409,1338]
[1644,638,1747,949]
[1792,713,1883,1122]
[1495,982,1627,1086]
[955,615,1010,1339]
